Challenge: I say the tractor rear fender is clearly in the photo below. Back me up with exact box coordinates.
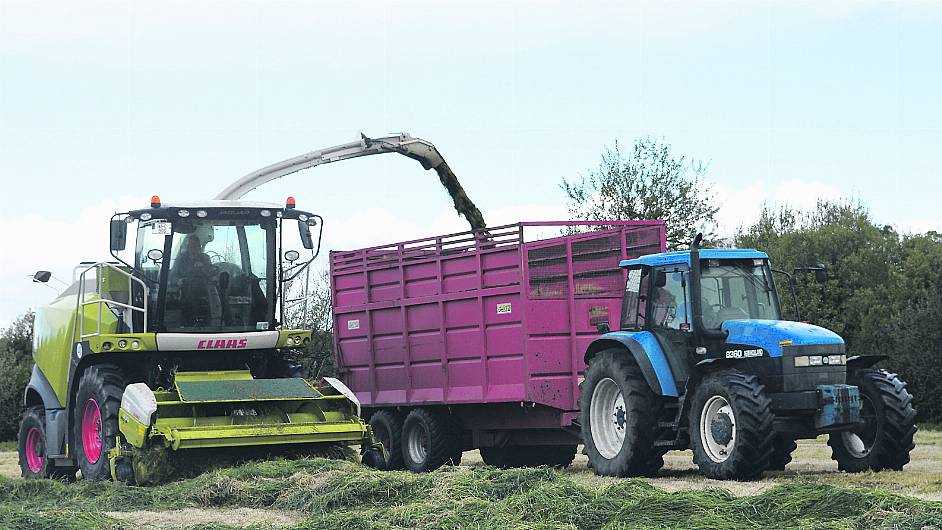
[846,354,888,369]
[584,333,679,397]
[24,365,69,456]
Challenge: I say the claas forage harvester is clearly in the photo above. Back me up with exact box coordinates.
[19,195,378,483]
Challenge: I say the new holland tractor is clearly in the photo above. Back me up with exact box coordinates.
[18,195,376,483]
[580,235,917,480]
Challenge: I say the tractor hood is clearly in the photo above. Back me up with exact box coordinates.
[721,319,844,358]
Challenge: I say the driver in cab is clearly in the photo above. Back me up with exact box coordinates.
[172,235,212,283]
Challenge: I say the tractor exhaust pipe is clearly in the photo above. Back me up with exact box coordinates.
[689,233,728,341]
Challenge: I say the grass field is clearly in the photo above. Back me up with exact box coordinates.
[0,429,940,530]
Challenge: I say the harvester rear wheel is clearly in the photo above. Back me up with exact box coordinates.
[688,369,774,480]
[365,409,406,470]
[480,444,577,468]
[401,408,460,472]
[73,364,125,480]
[17,406,76,480]
[828,369,916,472]
[580,349,667,477]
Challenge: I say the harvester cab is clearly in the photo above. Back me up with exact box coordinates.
[580,234,917,480]
[20,196,376,484]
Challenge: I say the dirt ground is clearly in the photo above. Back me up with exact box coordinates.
[2,429,940,528]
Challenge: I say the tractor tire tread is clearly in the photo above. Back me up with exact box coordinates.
[73,364,125,481]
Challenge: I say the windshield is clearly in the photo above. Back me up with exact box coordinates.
[699,259,781,328]
[137,217,275,333]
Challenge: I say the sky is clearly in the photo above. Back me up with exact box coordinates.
[0,0,939,325]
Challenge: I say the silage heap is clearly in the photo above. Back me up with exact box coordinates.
[2,458,942,529]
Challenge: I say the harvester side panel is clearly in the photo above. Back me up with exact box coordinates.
[331,221,666,415]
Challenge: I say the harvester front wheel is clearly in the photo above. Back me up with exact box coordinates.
[73,364,125,480]
[580,349,667,477]
[18,406,76,480]
[688,369,774,480]
[365,409,405,470]
[828,369,916,472]
[401,408,460,472]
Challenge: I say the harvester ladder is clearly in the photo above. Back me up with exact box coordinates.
[73,262,149,342]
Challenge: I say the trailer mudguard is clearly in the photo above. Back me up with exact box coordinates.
[584,331,678,397]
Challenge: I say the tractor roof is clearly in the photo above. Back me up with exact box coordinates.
[619,248,769,268]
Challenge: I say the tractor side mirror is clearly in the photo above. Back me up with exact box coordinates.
[33,270,52,283]
[298,220,314,250]
[110,220,128,251]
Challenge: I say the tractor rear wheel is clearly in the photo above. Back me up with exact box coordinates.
[73,364,125,480]
[401,408,460,472]
[580,349,667,477]
[688,369,774,480]
[480,445,577,468]
[828,369,916,472]
[18,406,76,480]
[364,409,406,470]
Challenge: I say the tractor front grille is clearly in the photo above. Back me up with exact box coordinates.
[780,343,846,392]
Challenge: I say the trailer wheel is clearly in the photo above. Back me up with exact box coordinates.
[768,436,797,471]
[480,445,577,468]
[689,369,774,480]
[73,364,125,480]
[17,406,76,480]
[580,349,667,477]
[365,409,406,470]
[401,408,460,472]
[828,369,916,472]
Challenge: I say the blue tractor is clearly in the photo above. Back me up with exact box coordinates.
[580,235,917,480]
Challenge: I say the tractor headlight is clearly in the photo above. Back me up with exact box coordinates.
[794,355,845,367]
[809,356,823,366]
[828,355,845,365]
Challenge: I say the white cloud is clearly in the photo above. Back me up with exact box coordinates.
[713,178,842,238]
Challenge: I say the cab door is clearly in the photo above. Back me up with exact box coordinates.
[647,266,692,388]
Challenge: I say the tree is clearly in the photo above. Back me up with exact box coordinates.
[0,312,34,440]
[282,267,337,378]
[562,137,719,249]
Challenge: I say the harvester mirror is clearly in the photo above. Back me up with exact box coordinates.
[146,249,164,263]
[110,220,128,251]
[813,262,828,283]
[32,271,52,283]
[284,250,300,263]
[298,220,314,250]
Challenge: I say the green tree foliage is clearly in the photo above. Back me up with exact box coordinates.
[562,137,719,249]
[282,268,336,378]
[737,202,942,420]
[0,312,34,440]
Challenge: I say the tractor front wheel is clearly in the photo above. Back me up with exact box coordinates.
[73,364,125,480]
[828,369,916,472]
[688,370,774,480]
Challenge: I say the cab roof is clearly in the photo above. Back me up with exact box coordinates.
[619,248,769,268]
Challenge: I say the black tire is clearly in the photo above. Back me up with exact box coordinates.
[768,436,797,471]
[17,406,76,480]
[827,369,917,472]
[688,369,774,480]
[480,444,577,468]
[366,409,406,470]
[580,349,667,477]
[401,408,460,472]
[73,364,125,480]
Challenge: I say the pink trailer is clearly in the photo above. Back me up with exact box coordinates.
[330,221,666,471]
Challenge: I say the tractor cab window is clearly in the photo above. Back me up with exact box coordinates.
[160,218,274,333]
[651,269,690,331]
[621,267,649,330]
[699,259,781,328]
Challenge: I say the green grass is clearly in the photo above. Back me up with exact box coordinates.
[1,458,941,530]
